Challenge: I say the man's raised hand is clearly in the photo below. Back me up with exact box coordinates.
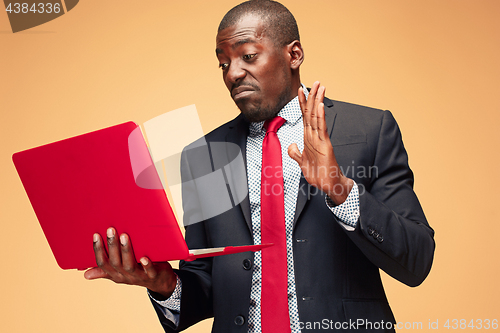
[288,81,353,205]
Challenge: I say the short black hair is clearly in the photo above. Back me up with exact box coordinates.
[218,0,300,47]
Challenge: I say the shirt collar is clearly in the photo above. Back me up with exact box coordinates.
[249,83,308,136]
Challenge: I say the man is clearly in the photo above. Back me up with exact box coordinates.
[84,1,435,332]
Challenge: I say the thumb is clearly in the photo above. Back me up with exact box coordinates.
[140,257,158,279]
[84,267,109,280]
[288,143,302,164]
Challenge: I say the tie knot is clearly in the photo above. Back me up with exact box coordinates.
[264,116,286,134]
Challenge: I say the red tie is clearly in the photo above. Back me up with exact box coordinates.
[260,116,290,333]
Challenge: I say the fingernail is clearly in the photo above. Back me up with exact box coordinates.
[120,234,127,246]
[93,233,99,243]
[107,228,114,238]
[140,257,148,266]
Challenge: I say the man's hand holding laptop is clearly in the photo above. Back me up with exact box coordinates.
[84,227,177,299]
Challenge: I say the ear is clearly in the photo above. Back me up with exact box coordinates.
[286,40,304,70]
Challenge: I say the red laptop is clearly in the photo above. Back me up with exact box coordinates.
[13,122,268,270]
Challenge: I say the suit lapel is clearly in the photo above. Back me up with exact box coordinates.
[293,97,337,226]
[225,115,253,233]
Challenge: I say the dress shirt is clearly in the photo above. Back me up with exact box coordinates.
[150,85,361,332]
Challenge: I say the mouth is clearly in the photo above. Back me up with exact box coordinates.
[231,85,256,101]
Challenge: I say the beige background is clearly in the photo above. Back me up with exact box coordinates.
[1,0,499,332]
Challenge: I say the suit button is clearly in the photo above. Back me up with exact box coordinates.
[377,235,384,243]
[242,259,252,270]
[372,232,379,239]
[368,228,375,235]
[234,315,245,326]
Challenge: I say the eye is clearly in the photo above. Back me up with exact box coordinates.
[243,54,256,61]
[219,63,229,70]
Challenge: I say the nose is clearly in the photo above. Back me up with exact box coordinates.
[225,60,246,86]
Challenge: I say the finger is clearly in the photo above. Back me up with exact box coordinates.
[318,84,325,100]
[84,267,110,280]
[139,257,158,280]
[311,86,324,131]
[298,87,310,134]
[288,143,302,164]
[317,102,327,141]
[306,81,320,119]
[307,81,319,104]
[302,82,318,123]
[106,227,122,270]
[93,233,118,278]
[298,86,307,114]
[305,82,320,139]
[120,233,137,274]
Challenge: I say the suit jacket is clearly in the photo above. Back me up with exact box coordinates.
[151,97,435,332]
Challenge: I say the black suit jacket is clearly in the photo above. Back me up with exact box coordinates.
[151,97,435,332]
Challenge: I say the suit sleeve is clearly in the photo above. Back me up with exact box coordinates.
[342,110,435,287]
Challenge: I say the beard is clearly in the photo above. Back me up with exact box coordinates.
[235,83,292,123]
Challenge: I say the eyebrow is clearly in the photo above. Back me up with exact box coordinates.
[216,38,256,55]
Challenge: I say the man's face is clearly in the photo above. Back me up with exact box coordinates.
[216,15,293,123]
